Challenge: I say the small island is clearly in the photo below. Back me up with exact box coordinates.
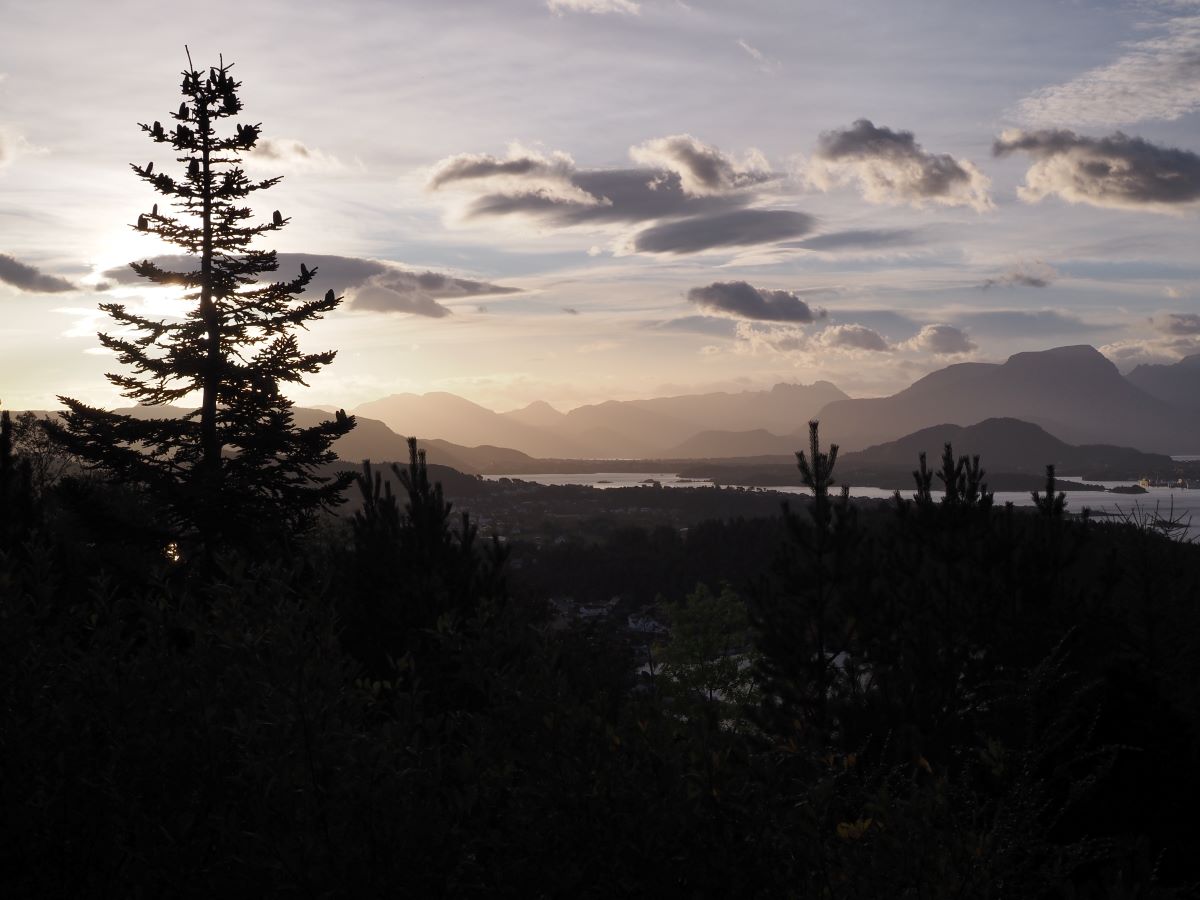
[1109,484,1149,495]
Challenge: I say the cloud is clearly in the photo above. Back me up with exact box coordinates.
[629,134,772,196]
[1102,335,1200,367]
[547,0,639,14]
[731,320,890,356]
[436,161,734,226]
[100,253,517,317]
[816,323,890,352]
[1152,312,1200,335]
[736,38,779,73]
[687,281,826,322]
[981,261,1058,289]
[734,320,811,354]
[562,306,580,315]
[902,323,976,355]
[0,253,76,293]
[247,138,342,172]
[428,137,810,254]
[952,309,1105,337]
[632,209,815,253]
[808,119,992,212]
[1016,11,1200,126]
[428,145,601,207]
[828,308,921,338]
[645,315,739,337]
[785,228,924,252]
[993,129,1200,211]
[350,269,517,317]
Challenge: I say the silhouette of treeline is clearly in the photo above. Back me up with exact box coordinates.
[3,58,1199,897]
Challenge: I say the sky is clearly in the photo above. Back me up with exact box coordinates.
[1,0,1198,412]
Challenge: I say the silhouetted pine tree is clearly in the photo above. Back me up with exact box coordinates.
[344,439,509,678]
[750,420,863,743]
[0,408,36,549]
[50,53,354,547]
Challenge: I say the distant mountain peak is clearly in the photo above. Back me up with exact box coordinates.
[1005,344,1113,368]
[1126,351,1200,413]
[813,343,1197,454]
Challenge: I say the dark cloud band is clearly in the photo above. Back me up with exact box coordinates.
[633,209,814,254]
[429,139,812,255]
[0,253,76,293]
[687,280,825,322]
[101,253,517,317]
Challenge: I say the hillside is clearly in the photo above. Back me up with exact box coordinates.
[354,392,587,458]
[1127,353,1200,413]
[664,428,799,458]
[556,382,847,455]
[840,417,1174,479]
[814,345,1200,453]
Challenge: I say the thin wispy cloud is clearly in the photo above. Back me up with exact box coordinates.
[0,125,35,171]
[952,309,1105,337]
[786,228,925,253]
[645,315,738,337]
[807,119,992,212]
[248,138,343,173]
[546,0,639,15]
[736,38,779,73]
[1017,9,1200,126]
[981,261,1058,289]
[993,129,1200,211]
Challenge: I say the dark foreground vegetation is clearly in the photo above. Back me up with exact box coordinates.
[3,417,1200,898]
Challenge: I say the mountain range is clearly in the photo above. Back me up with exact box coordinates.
[1127,353,1200,414]
[815,345,1199,454]
[349,345,1200,459]
[353,381,847,459]
[24,344,1200,473]
[677,418,1176,489]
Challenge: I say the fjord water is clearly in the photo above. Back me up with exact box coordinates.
[485,472,1200,537]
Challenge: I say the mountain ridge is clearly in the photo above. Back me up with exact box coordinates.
[814,345,1199,454]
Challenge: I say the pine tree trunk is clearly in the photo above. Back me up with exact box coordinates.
[198,106,221,484]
